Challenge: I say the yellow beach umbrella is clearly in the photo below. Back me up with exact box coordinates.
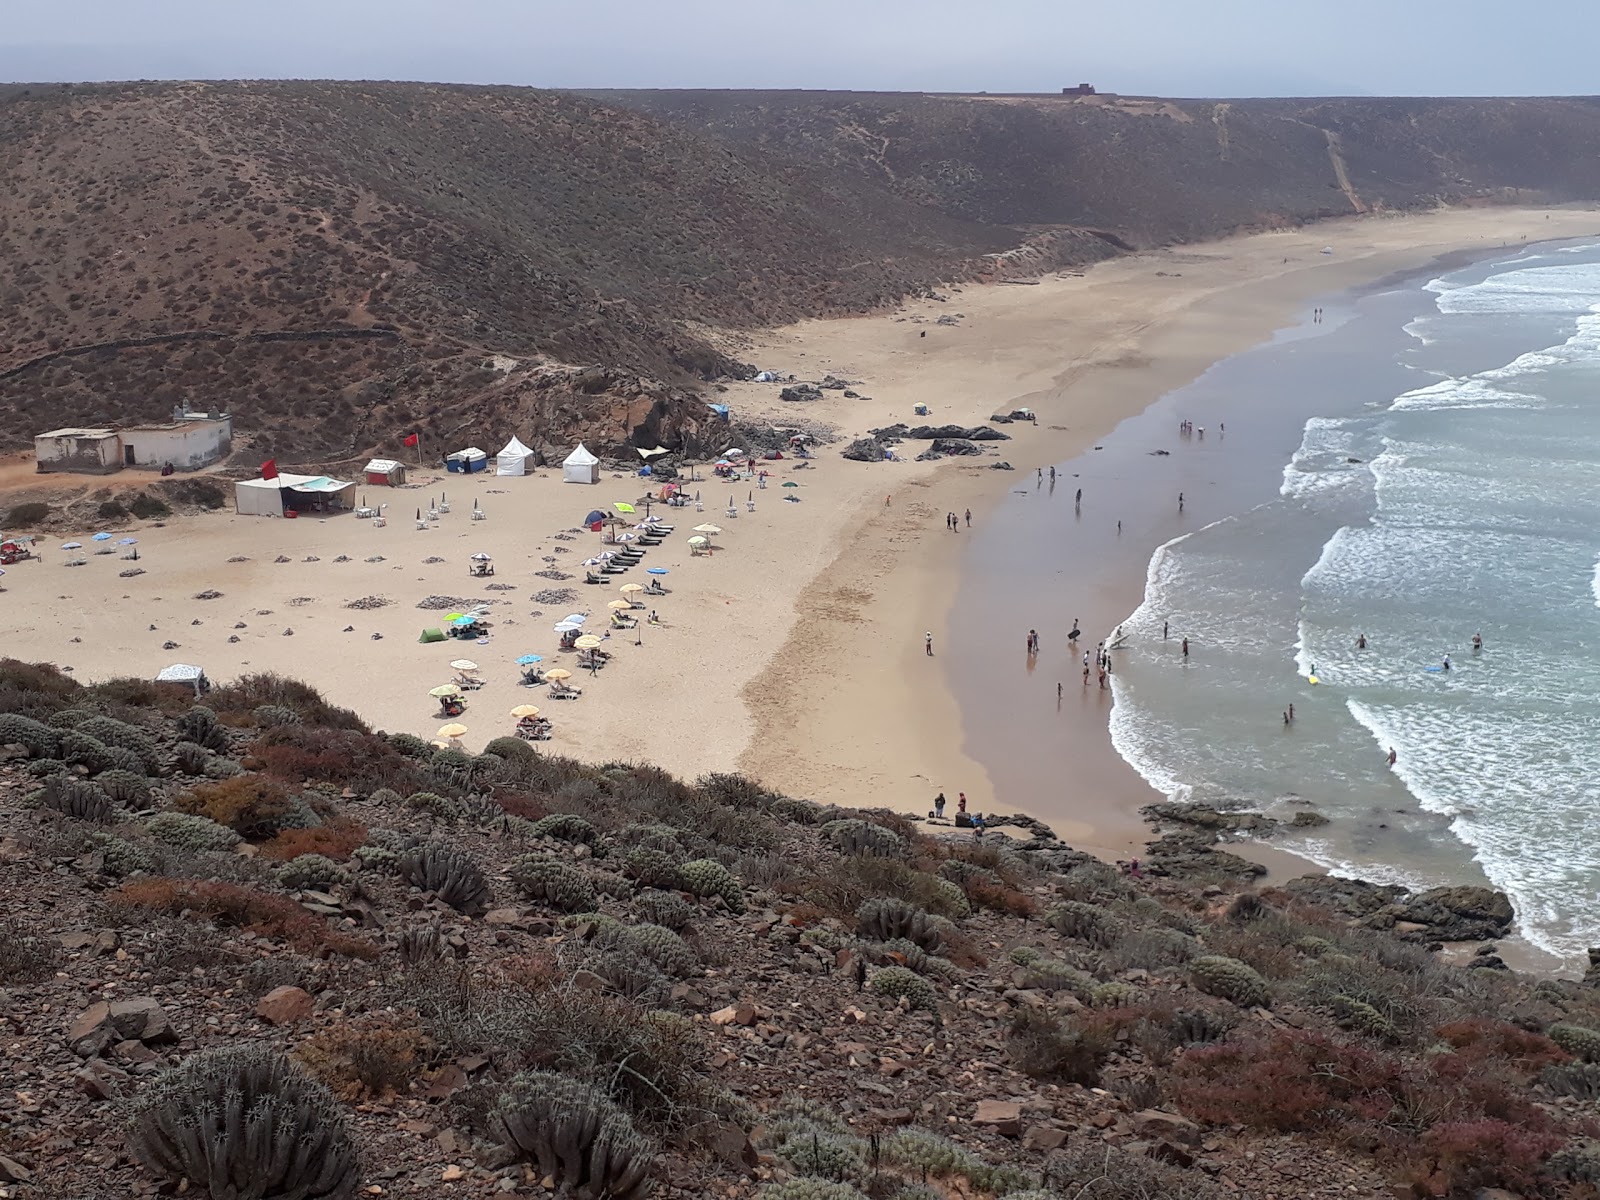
[607,600,632,611]
[509,704,541,718]
[545,668,573,682]
[428,684,463,698]
[619,583,645,595]
[437,723,469,739]
[444,613,465,622]
[574,634,603,650]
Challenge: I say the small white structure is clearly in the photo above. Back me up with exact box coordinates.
[234,473,355,517]
[363,458,407,486]
[495,436,536,476]
[154,663,210,695]
[34,428,121,474]
[562,443,600,484]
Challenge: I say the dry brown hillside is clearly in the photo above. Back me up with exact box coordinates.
[5,83,1600,464]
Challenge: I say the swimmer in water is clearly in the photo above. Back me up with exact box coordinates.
[1442,654,1451,672]
[1356,632,1367,650]
[1472,632,1482,653]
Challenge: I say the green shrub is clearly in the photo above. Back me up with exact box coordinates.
[530,812,600,845]
[0,713,61,757]
[482,735,538,763]
[678,858,745,913]
[145,811,242,852]
[276,854,355,891]
[490,1070,653,1199]
[128,493,171,519]
[822,818,903,858]
[1190,955,1270,1008]
[869,966,937,1013]
[1549,1023,1600,1063]
[509,855,596,913]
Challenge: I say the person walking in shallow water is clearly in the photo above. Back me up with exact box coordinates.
[1181,637,1190,659]
[964,508,971,528]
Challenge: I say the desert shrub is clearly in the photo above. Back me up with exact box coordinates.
[482,735,538,763]
[490,1070,653,1199]
[856,897,946,951]
[145,811,242,851]
[634,889,693,930]
[603,922,696,977]
[403,790,461,821]
[1415,1118,1564,1196]
[1190,955,1270,1007]
[801,857,967,921]
[95,768,151,806]
[296,1014,430,1100]
[0,917,59,983]
[678,858,745,913]
[1549,1141,1600,1184]
[0,712,62,757]
[1541,1061,1600,1100]
[259,819,367,863]
[868,965,937,1013]
[510,856,597,913]
[624,846,684,888]
[1038,1143,1226,1199]
[253,704,302,728]
[277,854,355,891]
[759,1181,867,1200]
[33,775,115,823]
[822,818,903,858]
[173,774,294,839]
[125,1043,359,1198]
[75,715,162,773]
[173,740,212,775]
[1549,1023,1600,1063]
[396,923,453,965]
[388,732,433,759]
[587,948,673,1004]
[110,878,377,959]
[24,758,68,778]
[208,673,367,732]
[881,1127,1028,1193]
[88,832,157,878]
[128,492,170,519]
[1008,1008,1111,1084]
[5,501,51,525]
[174,704,229,750]
[59,730,118,774]
[1434,1018,1566,1073]
[1020,958,1097,1000]
[530,812,601,845]
[98,498,128,519]
[1102,926,1200,972]
[1046,900,1117,949]
[398,841,490,913]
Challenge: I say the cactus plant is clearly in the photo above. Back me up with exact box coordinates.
[403,791,461,821]
[1020,959,1097,1000]
[33,775,115,823]
[397,923,454,964]
[869,966,938,1013]
[277,854,355,892]
[59,731,118,775]
[173,740,212,775]
[530,812,600,845]
[490,1070,653,1200]
[253,704,302,728]
[623,846,683,888]
[634,889,693,930]
[509,856,597,913]
[482,735,538,763]
[759,1183,868,1200]
[856,898,946,951]
[1092,981,1139,1009]
[95,768,151,806]
[353,844,400,873]
[77,716,163,773]
[1046,900,1117,948]
[677,858,746,914]
[46,708,92,730]
[1328,994,1396,1041]
[0,713,62,757]
[1190,955,1271,1008]
[616,923,696,977]
[24,758,68,778]
[1550,1023,1600,1063]
[145,811,243,851]
[398,841,491,913]
[175,705,230,751]
[387,732,433,759]
[821,818,903,858]
[1008,945,1044,966]
[1541,1061,1600,1100]
[1549,1142,1600,1184]
[125,1043,359,1199]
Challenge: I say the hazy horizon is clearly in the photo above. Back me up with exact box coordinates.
[3,0,1597,98]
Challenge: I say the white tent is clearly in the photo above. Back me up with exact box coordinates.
[234,473,354,517]
[496,436,536,476]
[562,443,600,484]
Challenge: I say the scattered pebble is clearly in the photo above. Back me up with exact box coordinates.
[119,568,145,578]
[334,555,352,563]
[287,597,315,607]
[283,628,294,636]
[553,533,577,542]
[227,555,250,563]
[162,640,179,650]
[483,583,516,591]
[343,625,355,632]
[302,556,321,563]
[193,589,224,601]
[345,596,392,610]
[532,588,578,605]
[234,622,247,629]
[365,555,386,563]
[533,570,574,581]
[423,556,447,564]
[274,555,291,563]
[228,635,240,643]
[191,619,202,626]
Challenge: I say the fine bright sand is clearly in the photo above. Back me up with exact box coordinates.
[5,207,1596,867]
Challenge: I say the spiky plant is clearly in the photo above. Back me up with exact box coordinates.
[490,1070,653,1199]
[397,840,491,913]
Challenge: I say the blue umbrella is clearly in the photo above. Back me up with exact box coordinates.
[515,654,543,665]
[452,616,476,626]
[117,537,138,545]
[60,541,83,550]
[91,532,113,542]
[584,509,606,525]
[647,567,669,575]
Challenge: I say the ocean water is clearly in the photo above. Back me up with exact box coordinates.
[1108,242,1600,961]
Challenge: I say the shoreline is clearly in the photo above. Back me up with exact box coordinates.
[737,207,1600,875]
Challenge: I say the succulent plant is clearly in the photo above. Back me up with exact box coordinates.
[24,758,68,778]
[1541,1061,1600,1100]
[77,715,163,773]
[759,1182,868,1200]
[677,858,746,914]
[1169,1007,1237,1046]
[1190,954,1271,1008]
[587,948,673,1003]
[88,832,157,878]
[175,705,230,751]
[276,854,355,892]
[1020,959,1096,1000]
[530,812,600,845]
[490,1070,653,1199]
[1046,900,1117,948]
[856,898,946,951]
[145,811,243,852]
[253,704,302,728]
[353,844,400,873]
[203,755,245,779]
[0,713,62,757]
[1330,994,1396,1041]
[614,923,696,977]
[623,846,683,888]
[821,818,904,858]
[397,923,454,964]
[33,775,115,823]
[46,707,93,730]
[634,889,693,930]
[869,966,938,1013]
[58,731,118,775]
[1550,1023,1600,1063]
[509,856,597,913]
[173,740,213,775]
[768,796,821,825]
[1549,1142,1600,1184]
[776,1128,867,1182]
[1008,945,1044,966]
[125,1043,359,1199]
[398,840,491,913]
[403,791,461,821]
[482,735,538,763]
[1092,981,1139,1009]
[387,732,433,759]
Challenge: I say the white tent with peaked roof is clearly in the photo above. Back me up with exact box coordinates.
[562,443,600,484]
[496,436,536,476]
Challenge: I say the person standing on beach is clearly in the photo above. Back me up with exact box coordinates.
[934,792,946,819]
[1117,520,1122,535]
[1058,681,1063,699]
[1075,487,1082,505]
[1387,746,1398,766]
[1068,619,1080,644]
[1163,620,1169,640]
[1083,662,1091,686]
[957,792,967,816]
[964,509,971,528]
[1049,466,1056,483]
[1181,637,1190,658]
[1037,468,1043,483]
[1442,654,1451,672]
[925,631,934,656]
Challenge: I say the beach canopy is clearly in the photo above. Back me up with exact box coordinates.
[452,616,477,627]
[496,436,535,477]
[509,704,541,718]
[515,653,543,665]
[428,684,463,698]
[563,443,600,484]
[544,668,573,681]
[450,659,480,671]
[91,532,112,541]
[688,536,709,547]
[636,446,671,460]
[470,552,492,561]
[584,509,606,525]
[155,664,205,683]
[438,723,469,739]
[574,635,603,650]
[419,628,446,643]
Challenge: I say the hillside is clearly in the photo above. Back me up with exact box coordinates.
[5,84,1600,466]
[4,660,1600,1199]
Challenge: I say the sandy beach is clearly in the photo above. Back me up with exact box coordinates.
[4,205,1597,869]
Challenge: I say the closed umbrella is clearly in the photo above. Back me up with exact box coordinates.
[428,684,463,698]
[449,659,480,672]
[437,723,469,739]
[509,704,541,718]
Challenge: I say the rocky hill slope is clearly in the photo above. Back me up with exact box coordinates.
[3,659,1600,1199]
[5,84,1600,465]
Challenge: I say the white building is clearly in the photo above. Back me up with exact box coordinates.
[33,408,232,474]
[34,428,122,474]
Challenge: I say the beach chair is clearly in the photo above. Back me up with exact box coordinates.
[471,509,486,521]
[454,673,485,690]
[584,571,605,585]
[519,668,546,686]
[550,682,583,700]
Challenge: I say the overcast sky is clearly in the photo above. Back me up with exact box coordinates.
[3,0,1595,97]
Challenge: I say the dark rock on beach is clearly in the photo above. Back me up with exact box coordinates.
[928,438,983,456]
[905,424,1010,441]
[841,437,886,462]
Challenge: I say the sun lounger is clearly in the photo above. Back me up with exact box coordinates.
[585,572,605,584]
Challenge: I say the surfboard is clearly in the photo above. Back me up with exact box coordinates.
[1308,676,1319,685]
[1424,666,1444,673]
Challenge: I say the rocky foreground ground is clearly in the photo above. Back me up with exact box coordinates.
[2,660,1600,1200]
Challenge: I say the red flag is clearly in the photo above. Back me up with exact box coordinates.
[261,459,278,480]
[403,433,419,447]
